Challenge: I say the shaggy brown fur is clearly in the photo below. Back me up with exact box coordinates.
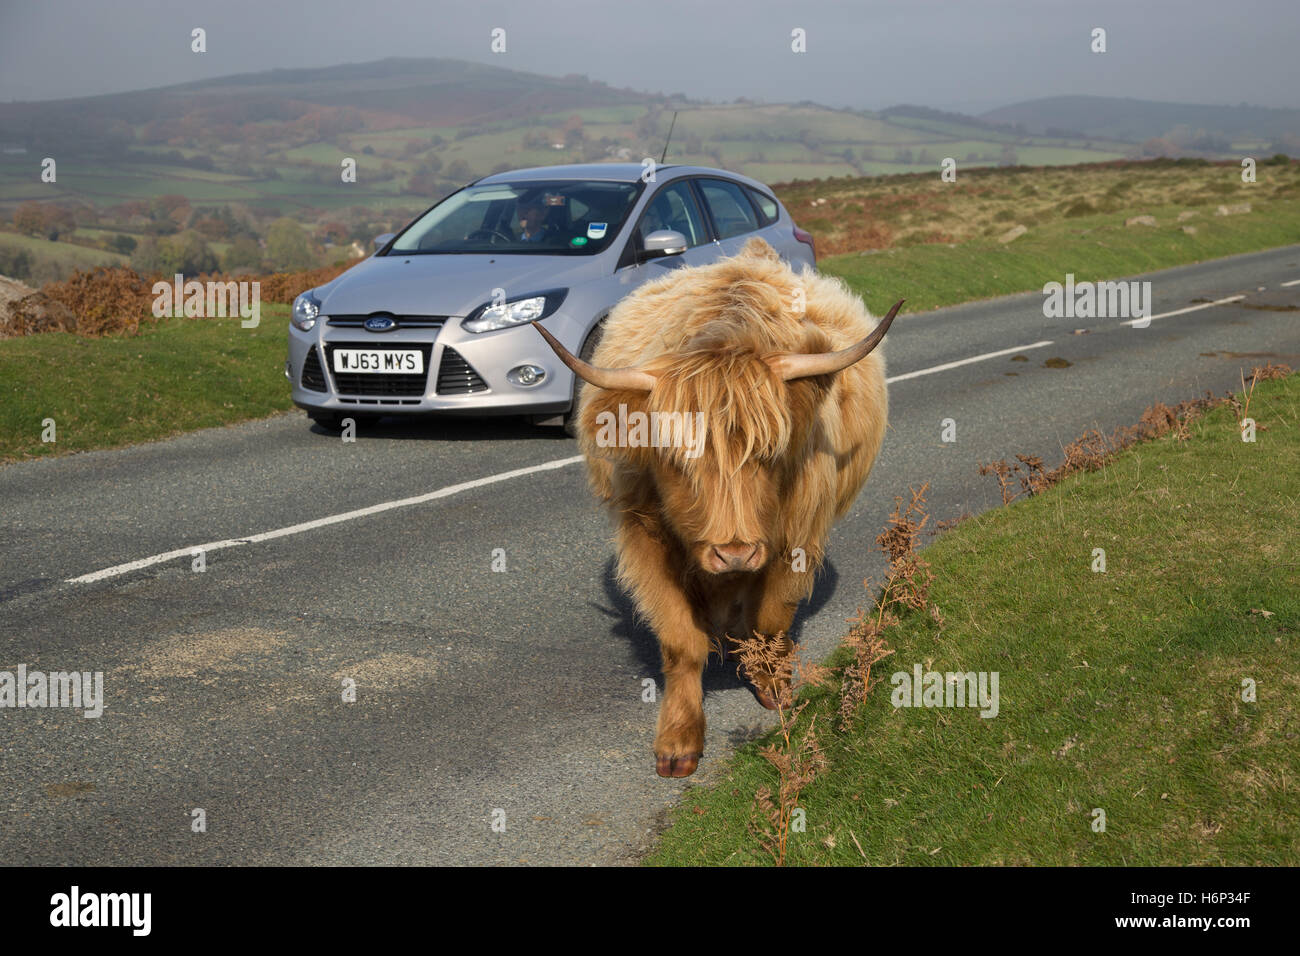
[573,237,891,777]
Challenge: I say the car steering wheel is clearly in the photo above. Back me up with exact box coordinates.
[466,228,515,245]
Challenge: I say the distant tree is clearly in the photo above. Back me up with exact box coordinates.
[0,247,34,280]
[222,236,263,273]
[406,171,439,196]
[265,218,317,272]
[107,233,137,255]
[150,194,191,227]
[1139,137,1178,158]
[194,216,230,240]
[158,230,218,276]
[999,145,1019,166]
[318,221,349,245]
[43,206,76,241]
[130,236,164,274]
[13,202,46,236]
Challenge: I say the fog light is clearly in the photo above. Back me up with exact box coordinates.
[507,364,547,387]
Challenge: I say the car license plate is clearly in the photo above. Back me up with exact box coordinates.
[332,349,423,374]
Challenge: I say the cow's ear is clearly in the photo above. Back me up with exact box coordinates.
[739,237,780,261]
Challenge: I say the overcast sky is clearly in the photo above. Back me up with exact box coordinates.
[1,0,1295,113]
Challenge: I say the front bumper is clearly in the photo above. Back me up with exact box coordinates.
[286,315,574,417]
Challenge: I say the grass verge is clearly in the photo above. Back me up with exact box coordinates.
[0,305,293,461]
[3,157,1300,461]
[822,198,1300,315]
[646,372,1300,866]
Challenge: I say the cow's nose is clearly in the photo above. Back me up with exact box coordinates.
[710,543,762,572]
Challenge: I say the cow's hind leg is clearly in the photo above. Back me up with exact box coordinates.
[617,520,708,777]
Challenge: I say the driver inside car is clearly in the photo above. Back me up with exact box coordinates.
[516,200,551,242]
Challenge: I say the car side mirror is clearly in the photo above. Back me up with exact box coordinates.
[373,233,396,251]
[641,229,688,260]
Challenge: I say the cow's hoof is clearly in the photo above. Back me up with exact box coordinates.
[753,686,780,710]
[656,753,701,778]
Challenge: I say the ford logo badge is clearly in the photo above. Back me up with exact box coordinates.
[364,315,396,332]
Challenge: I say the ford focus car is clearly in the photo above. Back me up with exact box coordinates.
[286,163,817,434]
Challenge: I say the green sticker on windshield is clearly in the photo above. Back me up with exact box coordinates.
[570,236,588,247]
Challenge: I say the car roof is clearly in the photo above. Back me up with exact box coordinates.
[475,163,776,193]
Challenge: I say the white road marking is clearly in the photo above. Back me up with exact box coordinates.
[1120,294,1246,327]
[885,340,1054,383]
[66,455,584,584]
[75,296,1267,587]
[1281,279,1300,288]
[70,341,1061,584]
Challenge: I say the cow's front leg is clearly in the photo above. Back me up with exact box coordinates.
[616,519,708,777]
[741,566,804,710]
[655,637,707,777]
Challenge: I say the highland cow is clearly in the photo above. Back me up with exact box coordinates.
[536,237,900,777]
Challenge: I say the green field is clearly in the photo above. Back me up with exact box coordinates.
[0,306,293,461]
[4,160,1299,461]
[0,99,1148,232]
[820,197,1300,315]
[647,372,1300,865]
[777,157,1300,257]
[0,231,127,268]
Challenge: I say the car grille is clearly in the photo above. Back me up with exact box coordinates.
[324,342,432,397]
[326,314,447,329]
[437,348,489,395]
[300,346,327,391]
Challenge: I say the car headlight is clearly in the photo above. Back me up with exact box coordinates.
[292,292,321,331]
[462,289,567,333]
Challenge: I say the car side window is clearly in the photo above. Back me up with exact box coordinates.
[699,179,761,240]
[637,181,709,248]
[746,187,779,225]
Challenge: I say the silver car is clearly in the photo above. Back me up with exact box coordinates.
[286,163,817,434]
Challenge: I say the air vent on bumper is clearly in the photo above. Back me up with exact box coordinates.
[437,348,489,395]
[301,346,327,391]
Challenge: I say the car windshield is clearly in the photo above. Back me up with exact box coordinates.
[388,179,642,256]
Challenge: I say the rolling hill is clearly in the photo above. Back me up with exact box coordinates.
[982,95,1300,152]
[1,58,1295,284]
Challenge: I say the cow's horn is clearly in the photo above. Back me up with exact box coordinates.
[532,322,657,392]
[768,299,904,381]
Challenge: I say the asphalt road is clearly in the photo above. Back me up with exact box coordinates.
[2,245,1298,865]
